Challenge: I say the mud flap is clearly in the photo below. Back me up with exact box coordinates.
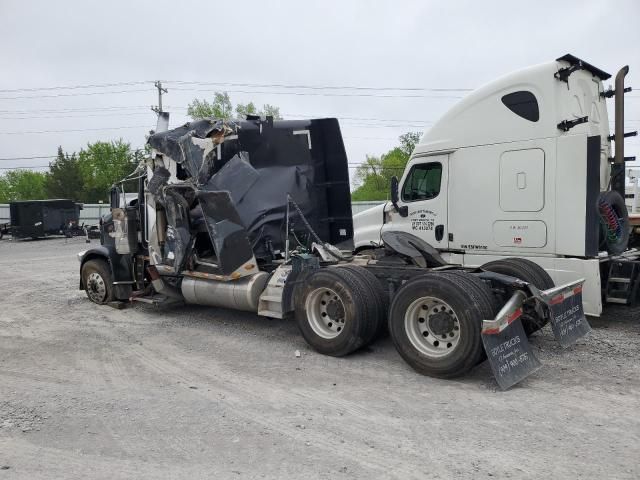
[536,280,591,348]
[482,291,542,390]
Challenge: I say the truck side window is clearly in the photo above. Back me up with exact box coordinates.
[501,91,539,122]
[401,162,442,202]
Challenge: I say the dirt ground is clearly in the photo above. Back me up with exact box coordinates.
[0,237,638,479]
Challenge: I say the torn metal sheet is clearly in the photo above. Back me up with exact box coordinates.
[204,152,259,204]
[146,117,354,271]
[147,119,236,180]
[146,166,171,196]
[162,189,192,273]
[179,136,217,185]
[195,190,255,276]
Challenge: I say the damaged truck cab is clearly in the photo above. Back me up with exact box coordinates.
[78,104,591,388]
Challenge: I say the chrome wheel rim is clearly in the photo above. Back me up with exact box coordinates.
[86,272,107,303]
[404,296,460,358]
[305,287,346,339]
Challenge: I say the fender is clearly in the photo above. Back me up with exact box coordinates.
[381,231,448,268]
[78,245,133,298]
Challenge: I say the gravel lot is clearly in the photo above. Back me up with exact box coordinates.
[0,237,639,479]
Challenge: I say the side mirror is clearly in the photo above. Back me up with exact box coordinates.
[109,186,120,210]
[390,176,408,217]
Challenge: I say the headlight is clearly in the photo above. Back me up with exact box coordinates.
[77,250,87,262]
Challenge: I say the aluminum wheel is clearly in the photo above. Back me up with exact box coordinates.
[404,296,461,358]
[86,272,107,304]
[305,287,346,339]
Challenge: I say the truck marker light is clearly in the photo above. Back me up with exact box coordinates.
[550,294,565,305]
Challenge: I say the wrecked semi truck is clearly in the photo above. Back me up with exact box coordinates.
[77,91,589,388]
[354,55,638,315]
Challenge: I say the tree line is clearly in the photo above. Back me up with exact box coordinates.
[0,140,140,203]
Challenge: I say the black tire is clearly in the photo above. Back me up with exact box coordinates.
[81,259,114,305]
[480,258,554,335]
[435,270,500,365]
[338,264,389,338]
[436,270,500,320]
[388,272,486,378]
[598,190,630,255]
[295,267,378,357]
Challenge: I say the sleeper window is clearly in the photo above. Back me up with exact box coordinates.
[502,91,539,122]
[402,162,442,202]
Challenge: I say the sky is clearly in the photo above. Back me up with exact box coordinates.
[0,0,638,182]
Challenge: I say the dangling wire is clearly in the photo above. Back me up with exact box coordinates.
[286,194,344,260]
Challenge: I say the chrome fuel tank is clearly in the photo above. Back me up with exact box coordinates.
[181,272,270,312]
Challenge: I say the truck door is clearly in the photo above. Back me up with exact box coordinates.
[382,154,449,249]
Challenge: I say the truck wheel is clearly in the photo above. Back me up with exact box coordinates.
[436,271,499,364]
[338,264,389,338]
[480,258,554,335]
[437,271,499,319]
[81,259,114,305]
[295,267,378,357]
[388,273,485,378]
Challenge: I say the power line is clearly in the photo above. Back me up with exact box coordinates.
[0,164,400,171]
[165,80,473,92]
[0,125,153,135]
[0,103,636,124]
[169,87,463,99]
[0,165,49,170]
[0,88,153,100]
[0,105,153,114]
[0,79,472,94]
[0,81,152,94]
[0,155,56,161]
[0,111,155,120]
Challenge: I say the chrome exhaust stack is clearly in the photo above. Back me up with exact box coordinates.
[611,65,633,198]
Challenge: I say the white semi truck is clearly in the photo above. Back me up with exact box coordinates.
[77,55,612,388]
[354,54,637,317]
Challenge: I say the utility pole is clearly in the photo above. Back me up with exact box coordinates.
[151,81,168,114]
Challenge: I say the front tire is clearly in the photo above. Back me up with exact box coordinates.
[81,259,114,305]
[388,272,486,378]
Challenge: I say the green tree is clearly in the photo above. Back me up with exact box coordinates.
[45,146,84,200]
[0,175,10,203]
[351,132,422,201]
[260,104,281,119]
[235,101,258,118]
[188,91,282,120]
[77,140,139,202]
[187,92,233,119]
[0,169,48,201]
